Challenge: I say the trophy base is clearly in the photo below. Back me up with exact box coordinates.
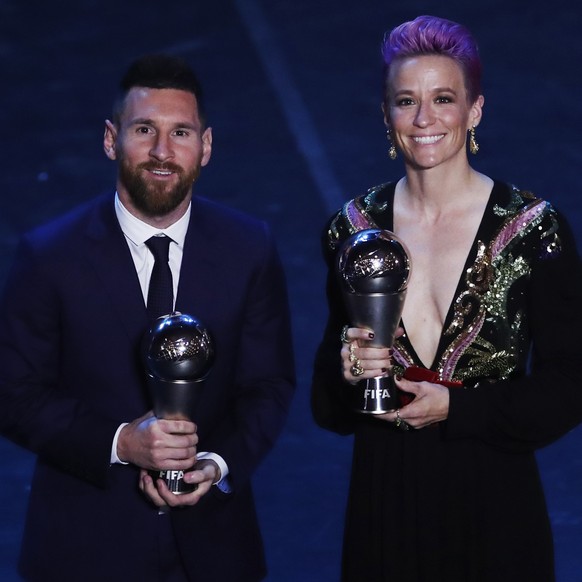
[149,469,198,495]
[354,375,400,414]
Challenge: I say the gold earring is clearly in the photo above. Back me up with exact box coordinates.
[387,130,397,160]
[469,126,479,155]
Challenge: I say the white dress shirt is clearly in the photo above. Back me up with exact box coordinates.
[110,194,229,487]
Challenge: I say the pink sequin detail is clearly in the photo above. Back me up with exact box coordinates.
[392,347,411,368]
[345,200,375,232]
[440,312,485,380]
[490,200,545,260]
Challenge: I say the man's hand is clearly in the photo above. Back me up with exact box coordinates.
[139,460,220,508]
[117,411,198,471]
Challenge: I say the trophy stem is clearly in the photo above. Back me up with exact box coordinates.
[148,469,198,494]
[147,374,204,421]
[354,375,400,414]
[147,375,204,494]
[342,291,406,348]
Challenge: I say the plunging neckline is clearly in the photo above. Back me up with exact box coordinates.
[385,181,500,371]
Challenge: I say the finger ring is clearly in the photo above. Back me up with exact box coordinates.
[340,325,350,344]
[395,409,409,431]
[350,361,364,377]
[349,343,357,362]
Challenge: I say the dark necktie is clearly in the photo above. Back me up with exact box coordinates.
[145,235,174,320]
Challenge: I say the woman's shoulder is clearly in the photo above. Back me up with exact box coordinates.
[325,182,396,255]
[490,181,559,226]
[489,180,565,260]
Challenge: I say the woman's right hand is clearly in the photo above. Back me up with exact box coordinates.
[340,326,395,385]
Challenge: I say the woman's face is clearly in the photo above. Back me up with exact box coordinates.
[383,54,483,171]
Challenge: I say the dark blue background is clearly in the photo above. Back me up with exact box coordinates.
[2,1,581,580]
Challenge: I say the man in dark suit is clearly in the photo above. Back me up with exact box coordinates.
[0,54,295,581]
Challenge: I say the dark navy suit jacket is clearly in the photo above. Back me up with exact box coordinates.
[0,192,295,581]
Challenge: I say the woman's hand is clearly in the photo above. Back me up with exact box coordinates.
[340,326,395,385]
[379,376,450,429]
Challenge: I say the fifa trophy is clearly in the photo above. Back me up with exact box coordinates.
[336,229,411,413]
[144,312,214,494]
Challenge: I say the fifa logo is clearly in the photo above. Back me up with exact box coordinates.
[159,470,185,481]
[364,388,391,400]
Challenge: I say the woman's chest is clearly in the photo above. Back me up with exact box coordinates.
[398,220,480,365]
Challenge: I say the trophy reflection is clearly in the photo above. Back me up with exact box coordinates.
[144,312,214,494]
[336,229,411,414]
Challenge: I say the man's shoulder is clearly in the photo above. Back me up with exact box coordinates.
[24,192,114,249]
[190,195,269,245]
[192,195,265,228]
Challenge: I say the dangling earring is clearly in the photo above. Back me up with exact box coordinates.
[469,126,479,155]
[387,130,397,160]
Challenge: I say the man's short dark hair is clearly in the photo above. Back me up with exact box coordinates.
[112,54,206,125]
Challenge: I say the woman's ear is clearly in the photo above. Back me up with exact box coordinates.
[381,101,390,128]
[470,94,485,129]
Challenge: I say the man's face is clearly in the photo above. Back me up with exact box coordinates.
[104,87,212,221]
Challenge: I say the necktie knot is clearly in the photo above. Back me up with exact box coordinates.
[145,235,174,320]
[145,235,172,262]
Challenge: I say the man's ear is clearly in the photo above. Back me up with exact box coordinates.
[200,127,213,167]
[103,120,118,160]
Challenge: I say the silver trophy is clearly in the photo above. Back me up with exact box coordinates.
[336,229,411,413]
[144,312,214,494]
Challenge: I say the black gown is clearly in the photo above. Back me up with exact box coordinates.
[311,181,582,581]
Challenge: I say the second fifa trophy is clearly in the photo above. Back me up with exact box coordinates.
[144,312,214,494]
[336,229,411,414]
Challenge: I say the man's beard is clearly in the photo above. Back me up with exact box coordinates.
[119,160,199,217]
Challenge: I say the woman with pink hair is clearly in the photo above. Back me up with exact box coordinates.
[312,15,582,581]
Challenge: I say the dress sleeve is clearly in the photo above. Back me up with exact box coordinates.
[445,210,582,452]
[311,223,359,435]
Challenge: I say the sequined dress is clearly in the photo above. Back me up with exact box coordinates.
[311,181,582,582]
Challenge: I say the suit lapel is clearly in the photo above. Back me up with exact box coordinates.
[84,194,150,341]
[175,197,222,318]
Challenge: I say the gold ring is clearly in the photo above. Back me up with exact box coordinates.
[340,325,350,344]
[350,361,364,377]
[395,409,409,431]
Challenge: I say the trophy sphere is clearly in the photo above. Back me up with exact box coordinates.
[145,312,215,381]
[337,229,411,294]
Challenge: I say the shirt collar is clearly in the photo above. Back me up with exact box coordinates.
[114,193,191,247]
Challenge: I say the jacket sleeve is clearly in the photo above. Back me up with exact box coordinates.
[197,224,296,491]
[0,237,120,487]
[311,222,359,436]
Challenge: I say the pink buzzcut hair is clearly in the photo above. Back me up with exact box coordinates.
[381,15,482,103]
